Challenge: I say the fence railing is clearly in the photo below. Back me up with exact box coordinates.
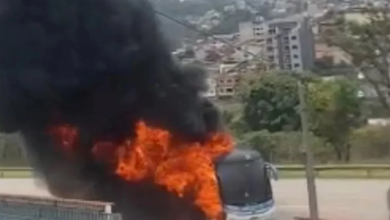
[0,193,122,220]
[276,164,390,178]
[1,164,390,178]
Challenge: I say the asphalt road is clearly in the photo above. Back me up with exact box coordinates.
[273,179,389,220]
[0,179,388,220]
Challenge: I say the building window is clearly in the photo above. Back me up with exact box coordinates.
[284,46,290,50]
[292,45,298,49]
[268,55,274,61]
[267,46,273,52]
[266,38,273,43]
[256,32,262,36]
[291,36,297,40]
[294,63,300,68]
[226,88,234,93]
[268,28,276,34]
[287,64,292,69]
[293,54,299,59]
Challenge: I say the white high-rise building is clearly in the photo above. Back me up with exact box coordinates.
[238,15,315,71]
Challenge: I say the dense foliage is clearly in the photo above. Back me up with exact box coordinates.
[2,73,389,165]
[325,8,390,114]
[225,72,371,163]
[240,73,300,133]
[308,79,363,161]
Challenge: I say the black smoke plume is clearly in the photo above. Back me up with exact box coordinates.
[0,0,223,220]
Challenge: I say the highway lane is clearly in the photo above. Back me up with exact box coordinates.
[273,179,389,220]
[0,179,388,220]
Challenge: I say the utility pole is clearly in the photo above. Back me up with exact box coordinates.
[298,79,319,220]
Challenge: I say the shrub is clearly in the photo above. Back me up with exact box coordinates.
[350,125,390,162]
[236,131,334,163]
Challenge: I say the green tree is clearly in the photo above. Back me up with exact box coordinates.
[308,79,363,161]
[237,73,362,162]
[325,8,390,113]
[237,130,333,163]
[237,130,276,161]
[239,72,300,133]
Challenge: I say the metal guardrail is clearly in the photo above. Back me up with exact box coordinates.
[0,167,33,171]
[1,164,390,178]
[0,207,122,220]
[2,164,390,170]
[276,164,390,178]
[0,194,122,220]
[0,193,114,213]
[0,167,32,178]
[276,164,390,170]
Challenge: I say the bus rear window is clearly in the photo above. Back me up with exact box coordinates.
[216,159,272,206]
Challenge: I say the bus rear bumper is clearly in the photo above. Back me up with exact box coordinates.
[225,205,276,220]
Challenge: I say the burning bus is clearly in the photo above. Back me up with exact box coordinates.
[0,0,277,220]
[216,149,277,220]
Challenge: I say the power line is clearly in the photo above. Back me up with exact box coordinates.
[154,9,278,72]
[155,10,266,60]
[228,32,286,72]
[155,10,257,55]
[226,50,269,72]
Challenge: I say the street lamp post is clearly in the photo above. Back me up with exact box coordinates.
[298,79,319,220]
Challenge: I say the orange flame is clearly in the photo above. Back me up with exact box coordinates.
[49,121,233,220]
[116,121,233,220]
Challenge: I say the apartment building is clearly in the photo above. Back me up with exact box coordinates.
[203,77,217,98]
[216,74,240,98]
[202,74,241,99]
[239,15,315,71]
